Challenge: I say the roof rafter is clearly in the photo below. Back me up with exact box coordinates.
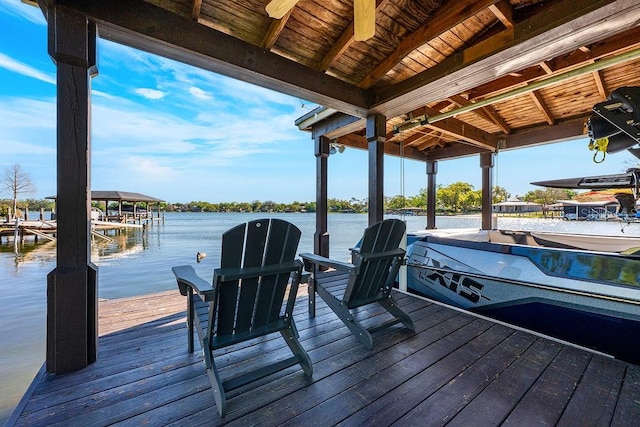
[488,0,514,29]
[262,10,293,50]
[448,94,511,134]
[529,91,555,125]
[357,0,501,89]
[592,69,608,99]
[318,0,387,72]
[191,0,202,21]
[417,106,498,151]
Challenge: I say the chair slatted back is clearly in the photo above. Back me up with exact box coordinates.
[344,219,406,308]
[212,219,301,341]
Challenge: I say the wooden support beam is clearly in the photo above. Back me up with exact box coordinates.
[366,114,386,225]
[480,153,494,230]
[314,135,329,259]
[426,160,437,229]
[46,4,98,374]
[529,91,555,125]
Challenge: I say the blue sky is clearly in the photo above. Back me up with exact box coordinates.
[0,1,636,204]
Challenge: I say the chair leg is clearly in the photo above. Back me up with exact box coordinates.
[308,274,316,318]
[187,289,194,353]
[280,326,313,377]
[316,285,374,349]
[379,296,415,331]
[202,337,226,417]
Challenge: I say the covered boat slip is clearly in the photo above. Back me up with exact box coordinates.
[16,0,640,423]
[8,281,640,426]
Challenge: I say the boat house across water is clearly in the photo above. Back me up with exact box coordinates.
[90,191,164,224]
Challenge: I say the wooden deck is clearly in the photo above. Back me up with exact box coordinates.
[8,280,640,426]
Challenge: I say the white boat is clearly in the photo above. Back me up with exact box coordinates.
[405,228,640,364]
[529,230,640,252]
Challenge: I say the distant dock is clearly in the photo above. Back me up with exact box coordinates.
[0,215,162,244]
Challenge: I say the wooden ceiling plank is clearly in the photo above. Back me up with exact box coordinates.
[262,10,293,50]
[358,0,501,89]
[529,91,555,125]
[62,0,371,117]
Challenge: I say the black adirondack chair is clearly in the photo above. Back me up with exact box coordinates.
[300,219,414,349]
[172,218,312,417]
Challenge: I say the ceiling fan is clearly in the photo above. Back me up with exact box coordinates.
[265,0,376,41]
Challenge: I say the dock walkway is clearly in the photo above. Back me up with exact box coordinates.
[7,279,640,426]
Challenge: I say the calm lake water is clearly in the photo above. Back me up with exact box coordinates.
[1,212,639,423]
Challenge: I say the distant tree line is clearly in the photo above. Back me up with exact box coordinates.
[163,183,576,214]
[0,180,578,218]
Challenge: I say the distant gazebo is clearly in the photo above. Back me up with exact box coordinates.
[48,191,164,223]
[90,191,164,219]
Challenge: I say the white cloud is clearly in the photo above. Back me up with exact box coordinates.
[0,52,55,84]
[189,86,212,100]
[2,0,46,25]
[91,89,115,99]
[133,88,166,100]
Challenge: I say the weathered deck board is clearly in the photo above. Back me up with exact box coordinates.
[8,282,640,426]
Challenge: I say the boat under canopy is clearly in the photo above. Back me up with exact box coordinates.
[406,228,640,364]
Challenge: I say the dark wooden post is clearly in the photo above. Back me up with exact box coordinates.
[426,160,437,229]
[46,6,99,374]
[314,135,330,258]
[366,114,386,226]
[480,152,495,230]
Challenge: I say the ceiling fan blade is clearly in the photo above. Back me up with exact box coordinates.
[354,0,375,41]
[265,0,300,19]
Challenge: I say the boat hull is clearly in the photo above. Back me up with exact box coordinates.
[406,233,640,364]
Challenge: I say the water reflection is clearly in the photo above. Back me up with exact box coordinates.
[0,228,148,268]
[0,239,56,269]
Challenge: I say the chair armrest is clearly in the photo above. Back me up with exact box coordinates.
[299,252,357,273]
[172,265,216,301]
[214,259,302,282]
[358,248,406,262]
